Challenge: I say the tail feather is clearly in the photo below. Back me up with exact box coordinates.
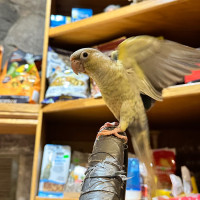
[128,125,156,199]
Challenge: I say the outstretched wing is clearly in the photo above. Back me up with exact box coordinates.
[117,35,200,101]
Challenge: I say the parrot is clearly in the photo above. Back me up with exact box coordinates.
[70,35,200,197]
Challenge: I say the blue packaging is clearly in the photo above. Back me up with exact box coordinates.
[71,8,93,22]
[126,158,141,191]
[50,15,71,27]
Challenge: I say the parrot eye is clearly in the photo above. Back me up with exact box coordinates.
[81,52,89,59]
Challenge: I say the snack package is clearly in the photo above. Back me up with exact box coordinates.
[65,164,87,193]
[71,8,93,22]
[170,174,184,197]
[38,144,71,198]
[65,151,89,193]
[181,166,192,194]
[126,158,141,200]
[152,148,176,189]
[0,49,41,103]
[50,15,71,27]
[0,45,3,72]
[43,47,90,104]
[153,194,200,200]
[90,78,101,98]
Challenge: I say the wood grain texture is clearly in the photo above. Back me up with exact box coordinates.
[0,103,40,134]
[0,103,40,113]
[42,83,200,129]
[35,197,78,200]
[30,111,44,200]
[40,0,52,102]
[49,0,200,48]
[0,118,38,134]
[42,98,105,113]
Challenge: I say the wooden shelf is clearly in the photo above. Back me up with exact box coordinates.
[148,83,200,129]
[35,197,78,200]
[35,192,80,200]
[42,83,200,128]
[49,0,200,48]
[0,103,40,134]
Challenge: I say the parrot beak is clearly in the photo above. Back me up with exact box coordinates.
[70,57,85,75]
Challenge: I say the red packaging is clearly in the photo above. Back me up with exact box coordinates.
[184,63,200,83]
[153,148,176,189]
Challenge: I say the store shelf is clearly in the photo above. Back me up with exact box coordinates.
[35,192,80,200]
[42,83,200,128]
[148,83,200,129]
[0,103,40,134]
[49,0,200,48]
[35,197,78,200]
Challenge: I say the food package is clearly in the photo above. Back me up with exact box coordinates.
[152,148,176,189]
[153,194,200,200]
[0,49,41,103]
[170,174,184,197]
[65,151,89,193]
[71,8,93,22]
[0,45,3,71]
[181,166,192,194]
[90,78,101,98]
[38,144,71,198]
[126,157,141,200]
[65,164,87,193]
[43,47,90,104]
[50,15,71,27]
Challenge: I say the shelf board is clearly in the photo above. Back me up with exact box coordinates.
[42,83,200,128]
[36,197,78,200]
[0,103,40,134]
[49,0,200,48]
[162,82,200,98]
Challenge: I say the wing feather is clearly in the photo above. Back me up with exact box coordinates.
[118,36,200,100]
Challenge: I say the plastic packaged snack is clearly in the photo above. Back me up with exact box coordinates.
[90,78,101,98]
[0,49,41,103]
[152,148,176,189]
[170,174,184,197]
[0,45,3,71]
[43,47,90,104]
[126,158,141,200]
[38,144,71,198]
[181,166,192,194]
[64,151,89,194]
[65,164,87,193]
[71,8,93,22]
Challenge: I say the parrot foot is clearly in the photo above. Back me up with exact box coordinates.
[99,122,119,132]
[97,125,128,143]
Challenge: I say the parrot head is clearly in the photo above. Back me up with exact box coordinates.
[70,48,111,75]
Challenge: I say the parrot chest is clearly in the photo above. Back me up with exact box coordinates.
[100,80,136,121]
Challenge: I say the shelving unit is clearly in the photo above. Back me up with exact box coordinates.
[0,103,40,134]
[49,0,200,48]
[30,0,200,200]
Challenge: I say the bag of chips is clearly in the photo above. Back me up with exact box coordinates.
[0,49,41,103]
[43,47,90,104]
[0,45,3,72]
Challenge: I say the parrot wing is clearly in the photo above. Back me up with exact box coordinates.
[117,35,200,101]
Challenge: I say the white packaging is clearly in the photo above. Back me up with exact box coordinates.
[38,144,71,198]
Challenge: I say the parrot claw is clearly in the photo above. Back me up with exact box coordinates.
[97,126,128,143]
[99,122,119,132]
